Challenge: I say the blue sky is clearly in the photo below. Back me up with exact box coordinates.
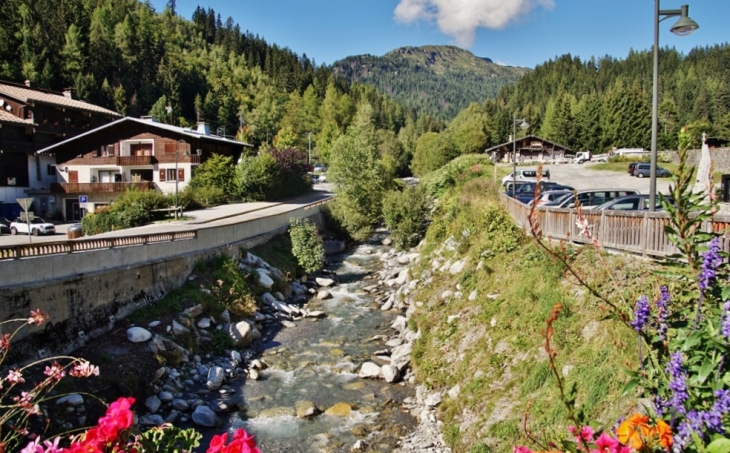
[151,0,730,69]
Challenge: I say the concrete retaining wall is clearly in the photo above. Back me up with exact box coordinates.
[664,147,730,172]
[0,204,325,362]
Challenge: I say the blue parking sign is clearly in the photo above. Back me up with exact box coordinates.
[79,195,88,203]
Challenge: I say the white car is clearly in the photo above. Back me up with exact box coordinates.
[10,217,56,236]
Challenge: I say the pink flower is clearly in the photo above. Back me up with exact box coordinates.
[7,369,24,384]
[20,437,62,453]
[513,447,533,453]
[28,309,48,326]
[579,426,595,442]
[44,362,65,381]
[0,334,10,351]
[593,433,621,453]
[69,360,99,378]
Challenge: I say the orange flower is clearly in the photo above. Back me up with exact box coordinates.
[655,419,673,450]
[616,413,650,449]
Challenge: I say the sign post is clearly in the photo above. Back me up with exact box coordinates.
[17,198,33,243]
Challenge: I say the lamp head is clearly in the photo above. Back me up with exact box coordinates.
[670,5,699,36]
[520,120,530,130]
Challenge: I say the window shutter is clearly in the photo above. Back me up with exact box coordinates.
[178,168,185,182]
[165,142,176,154]
[159,169,166,182]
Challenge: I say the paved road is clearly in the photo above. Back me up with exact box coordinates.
[0,185,334,247]
[545,162,674,193]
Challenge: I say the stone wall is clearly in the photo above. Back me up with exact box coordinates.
[664,147,730,173]
[0,205,325,362]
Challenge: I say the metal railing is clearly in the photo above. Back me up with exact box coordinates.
[0,231,196,260]
[500,194,730,258]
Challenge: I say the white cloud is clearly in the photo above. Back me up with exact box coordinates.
[394,0,555,47]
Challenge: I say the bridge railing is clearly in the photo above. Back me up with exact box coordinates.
[500,194,730,258]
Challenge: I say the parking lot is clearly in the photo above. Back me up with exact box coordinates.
[541,162,673,193]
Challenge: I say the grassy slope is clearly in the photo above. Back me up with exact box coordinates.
[408,162,672,452]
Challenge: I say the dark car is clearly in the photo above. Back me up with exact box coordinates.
[634,163,671,178]
[594,194,675,211]
[0,216,9,234]
[514,182,574,204]
[628,162,638,176]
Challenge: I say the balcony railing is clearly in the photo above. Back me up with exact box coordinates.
[155,154,201,165]
[51,182,157,193]
[116,155,155,166]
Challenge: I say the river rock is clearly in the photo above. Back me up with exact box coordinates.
[261,292,277,305]
[206,366,225,390]
[145,395,161,413]
[126,327,152,343]
[56,394,84,406]
[256,269,274,289]
[272,301,299,315]
[197,318,212,329]
[305,310,326,319]
[158,391,174,402]
[316,277,336,287]
[325,402,353,417]
[316,290,332,300]
[390,343,413,371]
[295,400,320,418]
[381,365,401,383]
[138,414,165,426]
[258,407,296,418]
[229,321,260,347]
[248,369,259,380]
[250,359,266,370]
[380,300,393,311]
[192,406,220,427]
[358,362,382,379]
[209,399,239,414]
[172,399,190,411]
[172,321,189,336]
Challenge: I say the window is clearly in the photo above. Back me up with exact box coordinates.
[103,144,115,157]
[47,164,55,176]
[165,168,185,181]
[131,143,153,156]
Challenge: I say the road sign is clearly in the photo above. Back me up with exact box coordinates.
[79,195,88,203]
[19,212,35,221]
[16,198,33,211]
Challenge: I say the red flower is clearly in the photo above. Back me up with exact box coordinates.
[207,429,259,453]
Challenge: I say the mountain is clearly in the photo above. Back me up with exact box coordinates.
[331,45,529,121]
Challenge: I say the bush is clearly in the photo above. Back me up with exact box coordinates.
[81,189,171,235]
[81,207,117,235]
[289,217,325,274]
[382,185,430,250]
[420,154,493,197]
[237,153,279,201]
[188,153,237,198]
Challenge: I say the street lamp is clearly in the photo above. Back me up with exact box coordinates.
[175,139,186,218]
[512,113,530,196]
[308,132,312,165]
[649,2,699,211]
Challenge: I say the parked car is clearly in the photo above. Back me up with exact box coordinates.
[0,216,10,234]
[504,181,531,195]
[594,194,675,211]
[9,217,56,236]
[501,168,551,187]
[628,162,638,176]
[313,164,327,173]
[528,189,575,207]
[634,163,671,178]
[545,189,640,210]
[513,182,574,204]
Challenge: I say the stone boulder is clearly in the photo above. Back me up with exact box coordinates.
[192,406,220,427]
[358,362,382,379]
[228,321,261,347]
[206,366,225,390]
[126,327,152,343]
[295,400,320,418]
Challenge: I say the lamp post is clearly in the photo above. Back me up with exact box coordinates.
[512,112,530,196]
[175,139,186,218]
[308,132,312,165]
[649,2,699,211]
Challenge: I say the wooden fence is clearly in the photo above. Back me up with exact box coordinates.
[500,194,730,258]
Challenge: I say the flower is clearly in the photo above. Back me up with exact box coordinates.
[207,428,260,453]
[44,362,65,381]
[7,369,24,384]
[722,301,730,340]
[0,334,10,351]
[616,413,649,449]
[28,309,48,326]
[568,425,595,443]
[513,448,533,453]
[69,360,99,378]
[655,419,673,450]
[592,433,621,453]
[699,237,722,292]
[631,295,650,332]
[656,286,670,341]
[20,437,62,453]
[666,351,688,415]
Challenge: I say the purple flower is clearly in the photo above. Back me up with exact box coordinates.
[654,395,668,416]
[699,237,722,292]
[723,301,730,340]
[656,286,670,341]
[631,295,651,332]
[674,421,691,453]
[706,389,730,433]
[666,351,688,415]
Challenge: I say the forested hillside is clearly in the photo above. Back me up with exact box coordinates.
[496,46,730,152]
[0,0,439,161]
[331,45,528,121]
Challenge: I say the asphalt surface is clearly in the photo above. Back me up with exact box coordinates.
[0,184,334,246]
[542,162,674,193]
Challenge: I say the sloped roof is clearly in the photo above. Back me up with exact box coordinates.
[37,117,251,154]
[484,135,571,153]
[0,109,34,126]
[0,82,121,117]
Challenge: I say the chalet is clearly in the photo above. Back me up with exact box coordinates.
[485,135,572,163]
[0,80,121,219]
[37,117,249,221]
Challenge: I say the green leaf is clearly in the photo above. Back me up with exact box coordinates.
[707,439,730,453]
[693,432,708,453]
[697,358,716,385]
[621,377,640,396]
[684,331,704,350]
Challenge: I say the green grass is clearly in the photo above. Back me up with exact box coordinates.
[406,171,670,453]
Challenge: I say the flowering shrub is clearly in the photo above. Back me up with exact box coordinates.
[519,129,730,453]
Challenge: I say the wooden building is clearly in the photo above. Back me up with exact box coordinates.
[0,80,121,218]
[38,117,250,221]
[485,135,572,164]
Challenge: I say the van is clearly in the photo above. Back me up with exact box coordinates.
[501,168,551,187]
[546,189,639,210]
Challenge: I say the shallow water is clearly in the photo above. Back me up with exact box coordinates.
[225,243,417,452]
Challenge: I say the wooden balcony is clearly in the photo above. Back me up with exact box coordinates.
[155,154,201,165]
[51,182,157,194]
[116,155,156,166]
